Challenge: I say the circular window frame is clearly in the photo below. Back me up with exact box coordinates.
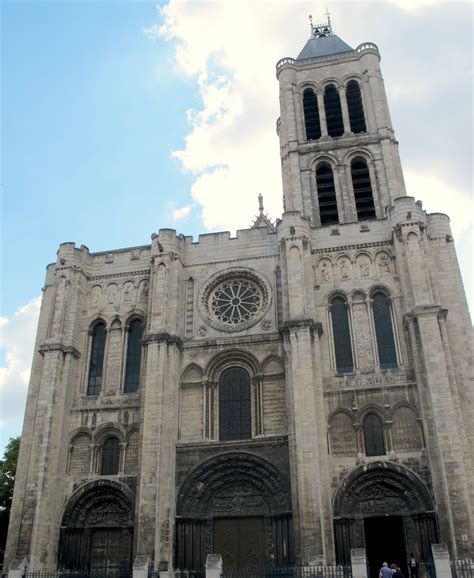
[200,269,272,333]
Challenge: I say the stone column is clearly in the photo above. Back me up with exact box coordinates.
[317,91,328,137]
[339,86,351,135]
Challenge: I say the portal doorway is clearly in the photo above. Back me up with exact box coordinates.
[365,516,407,578]
[214,517,265,568]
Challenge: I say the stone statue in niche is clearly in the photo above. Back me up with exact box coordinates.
[378,254,390,274]
[107,284,118,305]
[358,258,370,278]
[92,285,102,307]
[139,280,149,301]
[339,258,351,280]
[123,282,133,303]
[320,260,333,282]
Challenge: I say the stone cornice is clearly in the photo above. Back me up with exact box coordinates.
[183,332,282,350]
[280,318,323,336]
[38,343,81,358]
[142,332,183,348]
[88,270,150,282]
[176,434,288,453]
[312,240,391,254]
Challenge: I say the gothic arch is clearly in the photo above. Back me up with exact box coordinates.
[333,461,435,517]
[177,452,291,518]
[205,349,261,382]
[59,480,134,570]
[180,362,204,383]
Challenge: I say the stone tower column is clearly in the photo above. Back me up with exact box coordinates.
[136,231,183,567]
[278,214,333,564]
[390,198,474,557]
[4,245,86,569]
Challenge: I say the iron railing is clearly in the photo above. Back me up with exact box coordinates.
[451,560,474,578]
[25,571,132,578]
[222,566,352,578]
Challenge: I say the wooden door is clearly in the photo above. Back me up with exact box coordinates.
[90,528,130,574]
[214,517,265,568]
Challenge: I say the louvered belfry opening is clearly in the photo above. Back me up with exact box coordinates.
[303,88,321,140]
[124,319,143,393]
[331,296,354,373]
[87,322,106,396]
[372,291,398,369]
[316,163,339,225]
[324,84,344,137]
[346,80,367,133]
[351,158,376,220]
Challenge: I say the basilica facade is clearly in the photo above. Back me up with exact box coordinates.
[5,21,473,576]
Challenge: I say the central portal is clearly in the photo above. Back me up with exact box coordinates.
[214,517,265,568]
[364,516,407,578]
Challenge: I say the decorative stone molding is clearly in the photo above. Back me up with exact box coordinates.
[38,343,81,358]
[142,332,183,348]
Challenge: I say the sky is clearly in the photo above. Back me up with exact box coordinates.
[1,0,472,454]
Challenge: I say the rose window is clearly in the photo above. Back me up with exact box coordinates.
[210,279,263,325]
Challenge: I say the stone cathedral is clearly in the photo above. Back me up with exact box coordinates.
[5,20,474,577]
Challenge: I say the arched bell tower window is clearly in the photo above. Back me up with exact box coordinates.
[316,163,339,225]
[346,80,367,133]
[372,291,398,369]
[219,367,251,441]
[363,413,385,456]
[87,322,106,396]
[351,158,376,220]
[123,319,143,393]
[324,84,344,137]
[303,88,321,141]
[101,437,120,475]
[330,296,353,374]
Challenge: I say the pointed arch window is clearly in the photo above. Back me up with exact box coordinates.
[87,322,106,396]
[101,437,120,475]
[363,413,385,456]
[123,319,143,393]
[346,80,367,133]
[351,158,376,220]
[372,291,398,369]
[330,296,353,374]
[219,367,251,441]
[303,88,321,140]
[324,84,344,137]
[316,163,339,225]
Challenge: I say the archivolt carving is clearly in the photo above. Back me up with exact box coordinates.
[176,452,291,517]
[62,480,134,528]
[333,461,434,518]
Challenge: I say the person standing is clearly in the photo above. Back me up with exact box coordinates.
[408,554,419,578]
[380,562,394,578]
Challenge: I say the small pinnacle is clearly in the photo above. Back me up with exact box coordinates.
[258,193,264,214]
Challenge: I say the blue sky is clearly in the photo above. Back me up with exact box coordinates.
[1,0,472,453]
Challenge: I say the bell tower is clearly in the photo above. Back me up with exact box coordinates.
[276,17,406,225]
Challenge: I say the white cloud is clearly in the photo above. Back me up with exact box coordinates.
[404,170,473,240]
[172,204,193,221]
[0,297,41,447]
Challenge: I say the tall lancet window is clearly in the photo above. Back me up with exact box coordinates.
[346,80,367,133]
[324,84,344,137]
[101,437,120,475]
[351,158,376,220]
[316,163,339,225]
[303,88,321,140]
[87,322,106,396]
[219,367,251,441]
[123,319,143,393]
[330,296,354,374]
[372,291,398,369]
[363,413,385,456]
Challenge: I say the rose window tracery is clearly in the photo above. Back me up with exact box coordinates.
[211,279,262,325]
[201,270,270,332]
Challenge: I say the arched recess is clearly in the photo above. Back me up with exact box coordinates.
[68,432,92,476]
[332,462,438,566]
[391,404,423,452]
[175,452,293,570]
[329,410,357,456]
[179,363,204,442]
[58,480,135,570]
